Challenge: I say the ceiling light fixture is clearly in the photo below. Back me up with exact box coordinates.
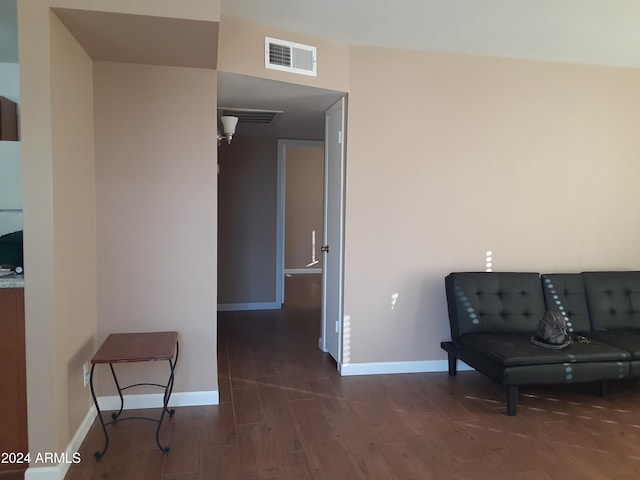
[217,115,238,146]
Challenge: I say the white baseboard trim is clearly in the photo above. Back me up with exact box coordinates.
[24,390,218,480]
[98,390,219,411]
[339,359,473,376]
[25,405,96,480]
[217,302,281,311]
[24,466,59,480]
[284,268,322,275]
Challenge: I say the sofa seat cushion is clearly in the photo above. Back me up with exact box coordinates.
[457,333,630,367]
[585,331,640,359]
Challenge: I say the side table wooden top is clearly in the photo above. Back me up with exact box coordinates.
[92,331,178,364]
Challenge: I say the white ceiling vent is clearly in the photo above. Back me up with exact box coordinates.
[265,37,317,77]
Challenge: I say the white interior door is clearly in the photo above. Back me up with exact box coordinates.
[320,97,345,365]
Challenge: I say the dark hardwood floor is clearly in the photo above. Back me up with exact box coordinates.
[64,274,640,479]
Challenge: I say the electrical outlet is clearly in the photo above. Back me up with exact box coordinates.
[83,361,91,387]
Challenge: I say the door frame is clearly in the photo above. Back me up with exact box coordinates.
[276,139,325,305]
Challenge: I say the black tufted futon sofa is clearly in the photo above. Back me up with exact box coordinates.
[441,271,640,415]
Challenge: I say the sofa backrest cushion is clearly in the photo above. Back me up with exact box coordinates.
[583,271,640,331]
[541,274,591,332]
[445,272,545,339]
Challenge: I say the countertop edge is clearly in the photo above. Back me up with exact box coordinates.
[0,274,24,288]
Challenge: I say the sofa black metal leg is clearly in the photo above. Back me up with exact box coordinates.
[599,380,608,398]
[447,353,457,376]
[507,386,519,416]
[440,342,458,377]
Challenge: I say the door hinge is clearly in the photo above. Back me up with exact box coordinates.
[335,320,339,333]
[338,130,343,144]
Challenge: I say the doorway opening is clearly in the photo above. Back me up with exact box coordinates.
[276,139,324,304]
[216,72,346,369]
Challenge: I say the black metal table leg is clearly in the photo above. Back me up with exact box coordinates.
[109,363,125,421]
[89,363,109,461]
[154,340,179,454]
[163,341,179,418]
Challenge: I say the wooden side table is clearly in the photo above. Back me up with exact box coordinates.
[89,331,179,460]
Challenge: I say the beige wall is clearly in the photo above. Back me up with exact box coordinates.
[218,15,349,93]
[94,61,218,395]
[18,2,98,456]
[285,145,324,271]
[218,136,279,306]
[19,1,56,457]
[18,0,220,461]
[50,10,97,451]
[345,46,640,364]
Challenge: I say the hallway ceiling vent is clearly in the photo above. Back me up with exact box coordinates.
[219,107,284,125]
[265,37,317,77]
